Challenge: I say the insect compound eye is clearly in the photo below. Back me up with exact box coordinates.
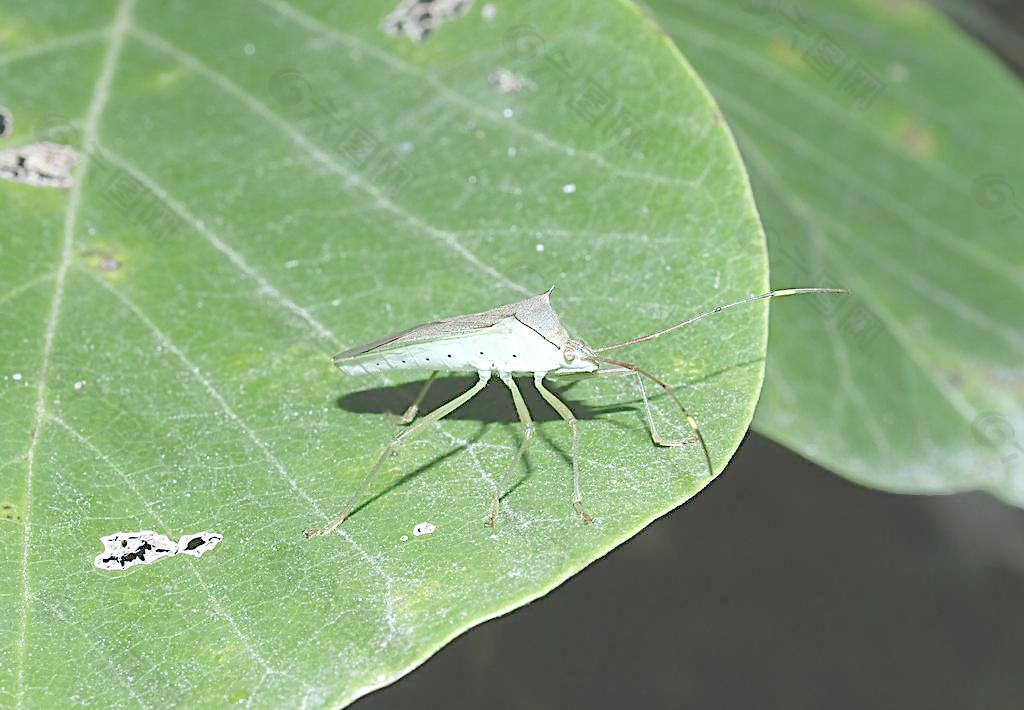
[564,347,576,362]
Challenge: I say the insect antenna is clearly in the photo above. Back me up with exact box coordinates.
[594,287,848,353]
[590,354,714,475]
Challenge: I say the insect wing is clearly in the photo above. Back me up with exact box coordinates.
[333,290,568,364]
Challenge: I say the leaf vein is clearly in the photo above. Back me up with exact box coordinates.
[128,25,533,300]
[0,27,107,68]
[95,144,342,349]
[49,414,288,682]
[80,268,402,645]
[258,0,696,188]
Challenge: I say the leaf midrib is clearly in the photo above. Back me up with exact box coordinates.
[16,0,134,705]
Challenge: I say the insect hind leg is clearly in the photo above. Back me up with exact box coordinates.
[304,371,492,538]
[391,370,438,425]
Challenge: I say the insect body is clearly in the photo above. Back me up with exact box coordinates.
[333,294,598,377]
[304,286,846,538]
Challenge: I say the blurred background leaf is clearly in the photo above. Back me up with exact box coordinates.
[644,0,1024,503]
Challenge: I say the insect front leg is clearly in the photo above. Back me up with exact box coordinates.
[391,370,438,425]
[488,373,534,527]
[589,355,713,476]
[630,372,696,447]
[304,371,492,539]
[533,373,592,524]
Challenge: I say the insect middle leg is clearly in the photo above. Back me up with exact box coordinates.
[533,373,592,524]
[487,373,534,527]
[304,371,492,539]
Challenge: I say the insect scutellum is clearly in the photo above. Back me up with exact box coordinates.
[304,285,848,539]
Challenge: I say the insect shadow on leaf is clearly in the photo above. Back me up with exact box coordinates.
[335,377,634,520]
[336,375,613,424]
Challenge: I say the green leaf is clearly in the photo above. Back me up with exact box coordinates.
[645,0,1024,503]
[0,0,769,705]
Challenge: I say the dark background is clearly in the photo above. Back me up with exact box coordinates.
[359,4,1024,708]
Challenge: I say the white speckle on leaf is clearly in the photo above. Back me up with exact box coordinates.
[502,107,514,119]
[285,259,300,268]
[93,530,223,571]
[412,522,436,537]
[482,3,496,21]
[177,532,223,558]
[243,42,256,56]
[535,243,545,253]
[12,373,23,381]
[468,175,478,185]
[562,183,576,194]
[487,68,529,94]
[888,63,909,82]
[383,0,474,42]
[74,380,86,391]
[0,141,79,189]
[87,227,96,236]
[93,531,178,571]
[400,535,409,542]
[507,146,517,158]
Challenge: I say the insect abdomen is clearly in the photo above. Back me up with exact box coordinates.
[335,325,563,376]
